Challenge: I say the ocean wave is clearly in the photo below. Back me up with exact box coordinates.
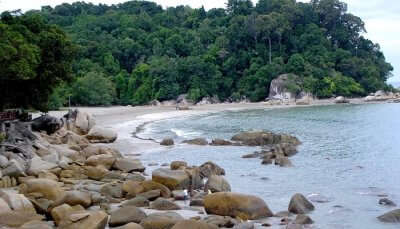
[171,128,202,138]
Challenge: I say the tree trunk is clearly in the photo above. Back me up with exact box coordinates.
[268,37,272,64]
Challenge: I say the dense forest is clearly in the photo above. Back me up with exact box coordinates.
[2,0,395,110]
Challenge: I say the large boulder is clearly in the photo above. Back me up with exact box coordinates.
[53,190,92,208]
[377,209,400,223]
[70,110,96,135]
[122,196,149,207]
[0,190,36,214]
[170,161,187,170]
[171,220,218,229]
[19,178,64,201]
[86,126,117,143]
[141,180,171,198]
[204,192,273,220]
[150,198,181,210]
[334,96,350,104]
[27,156,58,176]
[152,168,190,190]
[288,193,315,214]
[85,154,116,170]
[63,210,108,229]
[205,175,231,193]
[2,159,26,177]
[198,161,225,178]
[231,131,300,146]
[268,74,311,101]
[113,158,145,173]
[109,206,147,226]
[140,212,184,229]
[32,114,63,135]
[122,180,144,198]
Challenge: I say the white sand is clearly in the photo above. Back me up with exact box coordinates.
[47,98,367,155]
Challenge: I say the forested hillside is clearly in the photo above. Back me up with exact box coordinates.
[30,0,393,106]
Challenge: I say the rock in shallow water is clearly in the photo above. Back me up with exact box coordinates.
[288,193,315,214]
[377,209,400,223]
[204,192,273,220]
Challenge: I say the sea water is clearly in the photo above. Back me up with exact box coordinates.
[138,103,400,228]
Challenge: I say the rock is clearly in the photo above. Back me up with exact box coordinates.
[27,156,58,176]
[53,190,92,208]
[190,198,204,206]
[84,166,109,181]
[101,182,123,199]
[18,220,54,229]
[141,180,171,198]
[122,180,144,198]
[38,171,58,181]
[64,210,108,229]
[0,155,9,168]
[113,223,144,229]
[203,215,238,228]
[0,190,36,213]
[182,138,208,145]
[172,190,185,201]
[126,173,146,182]
[152,168,190,190]
[204,192,273,220]
[378,209,400,223]
[86,126,117,143]
[122,196,149,207]
[288,193,315,214]
[0,211,44,227]
[113,158,145,173]
[210,139,232,146]
[160,138,174,146]
[171,219,218,229]
[137,190,161,201]
[71,110,96,135]
[19,178,64,201]
[205,175,231,193]
[334,96,350,104]
[231,131,300,146]
[150,198,181,210]
[61,131,90,146]
[32,114,62,135]
[85,154,116,170]
[140,212,184,229]
[379,198,397,207]
[50,204,77,225]
[2,159,26,177]
[198,161,225,178]
[268,74,311,101]
[0,198,11,214]
[109,206,147,226]
[294,214,313,224]
[170,161,187,170]
[274,156,293,167]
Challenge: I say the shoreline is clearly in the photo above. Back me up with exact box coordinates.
[57,98,367,155]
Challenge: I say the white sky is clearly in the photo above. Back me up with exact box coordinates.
[0,0,398,82]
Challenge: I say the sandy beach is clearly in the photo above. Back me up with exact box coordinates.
[46,98,369,156]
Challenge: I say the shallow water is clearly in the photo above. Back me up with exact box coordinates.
[138,103,400,228]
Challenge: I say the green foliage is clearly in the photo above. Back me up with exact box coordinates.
[71,72,116,106]
[48,84,71,110]
[0,12,75,111]
[0,133,5,143]
[26,0,393,105]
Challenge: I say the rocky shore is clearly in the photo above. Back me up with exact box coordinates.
[1,101,399,228]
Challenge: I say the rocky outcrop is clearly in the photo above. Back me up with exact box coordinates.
[268,74,312,102]
[204,192,273,220]
[231,131,300,146]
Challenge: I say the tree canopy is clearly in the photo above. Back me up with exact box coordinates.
[21,0,394,106]
[0,11,75,111]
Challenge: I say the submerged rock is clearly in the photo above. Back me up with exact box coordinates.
[160,138,174,146]
[379,198,397,207]
[182,138,208,145]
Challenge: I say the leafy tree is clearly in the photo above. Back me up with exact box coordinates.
[71,72,115,106]
[0,12,75,111]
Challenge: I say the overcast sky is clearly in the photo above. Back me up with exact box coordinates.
[0,0,398,82]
